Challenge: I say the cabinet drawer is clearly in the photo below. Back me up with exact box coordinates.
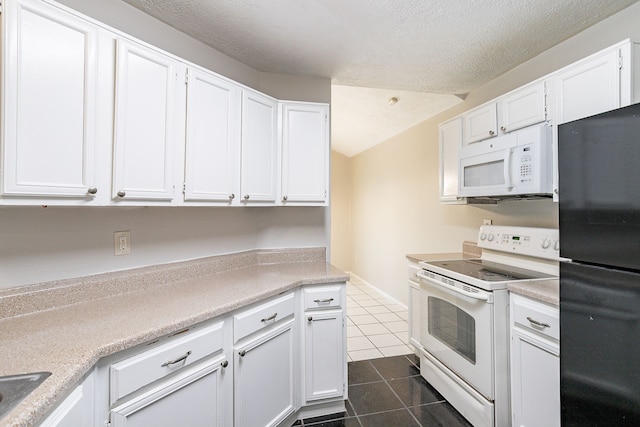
[512,294,559,341]
[303,284,342,310]
[110,321,224,403]
[234,292,295,341]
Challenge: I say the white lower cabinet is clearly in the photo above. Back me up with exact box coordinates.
[110,356,230,427]
[302,283,346,404]
[234,319,296,427]
[510,293,560,427]
[40,371,94,427]
[41,284,346,427]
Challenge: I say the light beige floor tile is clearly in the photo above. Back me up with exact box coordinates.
[347,336,375,351]
[350,293,375,302]
[347,325,364,338]
[395,332,410,345]
[373,312,402,323]
[347,318,354,326]
[396,311,409,321]
[358,323,389,336]
[347,306,369,316]
[347,288,365,296]
[376,298,397,305]
[365,305,391,314]
[380,345,414,357]
[385,321,409,333]
[349,314,379,325]
[368,333,404,348]
[349,348,384,361]
[385,304,406,312]
[358,299,382,307]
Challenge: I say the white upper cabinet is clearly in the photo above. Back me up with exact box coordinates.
[553,48,621,125]
[500,81,547,133]
[280,102,329,205]
[462,103,498,145]
[240,89,278,204]
[2,0,99,198]
[438,118,465,203]
[183,68,241,203]
[112,38,182,202]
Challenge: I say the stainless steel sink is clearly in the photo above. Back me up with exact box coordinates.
[0,372,51,420]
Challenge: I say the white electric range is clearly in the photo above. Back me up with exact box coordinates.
[415,225,559,427]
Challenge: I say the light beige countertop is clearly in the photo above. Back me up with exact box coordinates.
[507,279,559,306]
[0,248,348,427]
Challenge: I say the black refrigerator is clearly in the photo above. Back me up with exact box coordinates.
[558,102,640,426]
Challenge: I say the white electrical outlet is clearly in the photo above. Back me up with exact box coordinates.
[114,231,131,255]
[483,219,493,225]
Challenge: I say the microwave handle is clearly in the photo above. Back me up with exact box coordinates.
[417,272,490,302]
[504,148,514,189]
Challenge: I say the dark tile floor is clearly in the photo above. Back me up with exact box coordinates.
[293,354,472,427]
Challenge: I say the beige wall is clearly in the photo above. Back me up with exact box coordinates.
[330,151,352,271]
[334,1,640,305]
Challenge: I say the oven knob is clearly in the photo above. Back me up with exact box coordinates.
[480,232,487,241]
[554,240,560,251]
[487,233,494,242]
[542,238,550,249]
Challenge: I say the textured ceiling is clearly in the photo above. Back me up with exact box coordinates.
[122,0,638,156]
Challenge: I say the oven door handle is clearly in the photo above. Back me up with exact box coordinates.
[417,272,490,302]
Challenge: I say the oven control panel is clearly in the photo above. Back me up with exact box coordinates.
[478,225,559,260]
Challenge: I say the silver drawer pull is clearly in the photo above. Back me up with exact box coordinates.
[161,350,192,367]
[221,360,229,368]
[313,298,334,304]
[526,317,550,328]
[239,350,246,357]
[261,313,278,322]
[308,316,336,322]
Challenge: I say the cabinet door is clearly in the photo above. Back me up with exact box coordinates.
[438,118,465,203]
[40,371,94,427]
[2,0,98,198]
[112,39,179,201]
[463,103,497,145]
[280,102,329,205]
[554,49,621,125]
[500,82,547,133]
[234,320,295,427]
[184,68,240,203]
[111,357,231,427]
[511,330,560,427]
[240,89,278,203]
[304,310,345,402]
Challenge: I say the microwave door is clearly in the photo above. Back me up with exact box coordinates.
[458,147,514,197]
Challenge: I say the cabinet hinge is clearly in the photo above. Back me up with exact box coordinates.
[182,182,186,194]
[185,70,189,85]
[619,55,623,70]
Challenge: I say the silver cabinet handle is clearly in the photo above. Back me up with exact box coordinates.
[117,191,126,198]
[239,350,246,357]
[526,316,550,328]
[229,194,235,200]
[308,316,337,322]
[161,350,192,367]
[500,126,507,133]
[282,195,288,202]
[313,298,334,304]
[261,313,277,322]
[489,130,495,136]
[87,187,98,195]
[243,194,250,200]
[221,360,229,368]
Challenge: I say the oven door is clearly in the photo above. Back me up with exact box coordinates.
[418,271,494,400]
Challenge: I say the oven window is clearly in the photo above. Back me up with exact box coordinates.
[428,296,476,364]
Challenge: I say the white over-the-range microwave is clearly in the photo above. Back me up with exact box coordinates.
[458,123,553,198]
